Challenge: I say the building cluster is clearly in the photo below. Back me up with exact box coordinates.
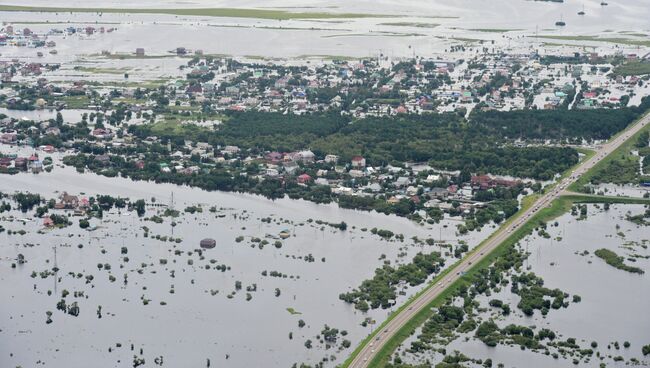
[0,24,116,49]
[167,50,648,117]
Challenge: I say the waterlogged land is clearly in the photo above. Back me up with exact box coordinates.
[0,5,385,20]
[390,203,650,367]
[0,161,494,368]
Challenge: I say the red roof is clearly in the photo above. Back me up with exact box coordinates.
[297,174,312,183]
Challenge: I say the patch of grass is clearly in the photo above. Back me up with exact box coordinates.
[99,53,181,60]
[147,120,211,138]
[73,66,128,75]
[594,248,645,274]
[322,32,424,38]
[469,28,522,33]
[613,61,650,77]
[535,35,650,47]
[286,307,302,315]
[60,95,90,109]
[0,5,388,20]
[448,37,485,43]
[379,22,439,28]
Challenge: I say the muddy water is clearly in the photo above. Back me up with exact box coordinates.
[0,161,491,368]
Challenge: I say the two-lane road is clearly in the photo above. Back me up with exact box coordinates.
[349,111,650,368]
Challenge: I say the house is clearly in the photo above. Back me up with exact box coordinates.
[394,177,411,188]
[297,173,312,184]
[283,161,299,174]
[265,151,283,163]
[265,168,279,177]
[30,160,43,173]
[58,192,79,209]
[471,175,518,190]
[348,169,365,178]
[0,157,12,168]
[94,154,111,165]
[40,145,55,153]
[429,187,449,199]
[92,128,113,140]
[324,154,339,164]
[186,84,203,95]
[0,132,17,144]
[222,146,240,155]
[351,156,366,168]
[14,157,28,170]
[314,178,329,186]
[294,150,315,163]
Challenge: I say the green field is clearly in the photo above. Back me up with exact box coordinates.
[613,61,650,76]
[0,5,385,20]
[61,95,91,109]
[569,122,650,191]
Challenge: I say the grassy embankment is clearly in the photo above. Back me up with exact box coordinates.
[534,35,650,48]
[0,5,385,20]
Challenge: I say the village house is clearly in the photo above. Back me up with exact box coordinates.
[351,156,366,168]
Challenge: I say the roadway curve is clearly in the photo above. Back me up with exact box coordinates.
[349,111,650,368]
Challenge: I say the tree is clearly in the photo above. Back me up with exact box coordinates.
[134,199,146,217]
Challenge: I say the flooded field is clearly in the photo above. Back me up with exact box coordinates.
[1,0,649,62]
[395,203,650,367]
[0,159,493,368]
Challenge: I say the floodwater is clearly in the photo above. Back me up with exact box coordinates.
[396,203,650,367]
[1,0,649,62]
[0,151,492,368]
[0,107,95,123]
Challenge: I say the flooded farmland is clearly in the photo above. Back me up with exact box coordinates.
[394,203,650,367]
[0,161,492,368]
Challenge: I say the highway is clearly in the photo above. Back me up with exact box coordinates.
[348,111,650,368]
